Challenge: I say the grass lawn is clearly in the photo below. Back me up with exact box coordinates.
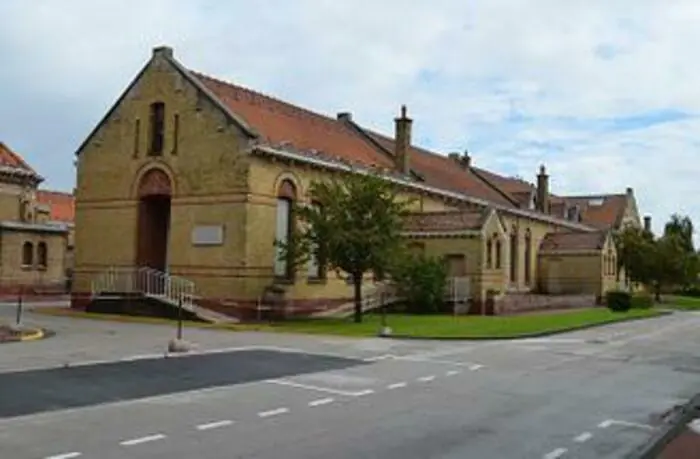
[663,295,700,311]
[36,306,665,339]
[260,307,665,339]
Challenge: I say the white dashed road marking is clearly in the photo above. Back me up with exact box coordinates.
[418,375,436,382]
[445,370,461,376]
[387,382,407,389]
[355,389,375,396]
[574,432,593,443]
[119,434,167,446]
[308,397,335,407]
[543,447,568,459]
[469,364,484,371]
[196,420,234,431]
[258,407,290,418]
[45,453,82,459]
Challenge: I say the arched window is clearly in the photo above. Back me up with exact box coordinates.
[510,226,518,283]
[22,242,33,267]
[274,179,297,280]
[37,242,48,268]
[524,229,532,285]
[486,238,493,268]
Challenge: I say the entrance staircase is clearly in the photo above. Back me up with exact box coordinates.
[89,266,237,324]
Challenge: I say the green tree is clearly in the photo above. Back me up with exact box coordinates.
[649,232,688,300]
[614,226,654,289]
[389,252,448,314]
[662,214,698,289]
[277,173,411,323]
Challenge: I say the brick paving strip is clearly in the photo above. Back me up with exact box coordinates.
[630,394,700,459]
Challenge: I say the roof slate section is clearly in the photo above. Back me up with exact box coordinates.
[0,142,40,175]
[192,72,394,170]
[539,231,609,252]
[562,194,628,229]
[402,209,490,233]
[36,190,75,223]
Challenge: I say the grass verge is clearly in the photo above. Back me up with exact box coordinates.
[663,295,700,311]
[35,306,665,339]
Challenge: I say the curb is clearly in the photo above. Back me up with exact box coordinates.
[626,393,700,459]
[381,310,672,341]
[20,327,45,342]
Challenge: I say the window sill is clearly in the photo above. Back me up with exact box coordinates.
[21,265,32,271]
[37,265,47,271]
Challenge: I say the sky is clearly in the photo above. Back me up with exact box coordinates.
[1,0,699,237]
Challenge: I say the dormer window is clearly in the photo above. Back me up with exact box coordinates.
[149,102,165,156]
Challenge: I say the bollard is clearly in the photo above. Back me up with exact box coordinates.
[15,287,23,328]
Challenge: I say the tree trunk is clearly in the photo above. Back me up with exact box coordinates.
[654,283,661,302]
[353,273,363,324]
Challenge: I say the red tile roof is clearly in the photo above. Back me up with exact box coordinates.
[192,72,393,169]
[0,142,39,174]
[562,194,628,229]
[403,210,489,232]
[539,231,609,252]
[36,190,74,222]
[357,129,517,207]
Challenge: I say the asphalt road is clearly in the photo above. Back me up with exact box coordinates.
[1,307,700,459]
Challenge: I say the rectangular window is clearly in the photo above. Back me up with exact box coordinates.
[133,119,140,158]
[149,102,165,156]
[172,114,179,155]
[486,239,493,268]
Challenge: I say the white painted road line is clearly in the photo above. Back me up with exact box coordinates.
[469,364,484,371]
[598,419,655,431]
[574,432,593,443]
[265,378,371,397]
[259,407,290,418]
[418,375,436,382]
[355,389,375,396]
[119,434,167,446]
[543,447,568,459]
[445,370,461,376]
[196,420,234,431]
[45,453,82,459]
[309,397,335,407]
[387,382,407,390]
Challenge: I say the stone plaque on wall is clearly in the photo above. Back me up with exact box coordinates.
[192,225,224,246]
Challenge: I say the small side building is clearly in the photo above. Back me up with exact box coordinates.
[537,231,618,300]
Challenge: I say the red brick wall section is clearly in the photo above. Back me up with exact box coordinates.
[494,293,597,315]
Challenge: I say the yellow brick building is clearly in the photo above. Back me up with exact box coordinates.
[72,46,645,318]
[0,143,72,295]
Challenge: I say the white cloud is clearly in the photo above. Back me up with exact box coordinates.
[1,0,699,239]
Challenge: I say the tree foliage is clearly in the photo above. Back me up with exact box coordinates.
[277,172,411,323]
[389,252,448,314]
[614,214,698,300]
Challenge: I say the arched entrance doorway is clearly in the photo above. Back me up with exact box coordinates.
[136,168,172,271]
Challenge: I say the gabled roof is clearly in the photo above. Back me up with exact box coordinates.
[402,209,491,233]
[539,231,609,252]
[36,190,75,223]
[560,194,628,230]
[192,72,393,170]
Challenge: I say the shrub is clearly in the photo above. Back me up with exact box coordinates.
[631,293,654,309]
[606,290,632,312]
[389,253,447,314]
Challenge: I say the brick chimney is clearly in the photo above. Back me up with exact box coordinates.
[536,164,550,213]
[394,105,412,174]
[448,151,471,170]
[644,215,652,233]
[152,45,174,59]
[337,112,353,123]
